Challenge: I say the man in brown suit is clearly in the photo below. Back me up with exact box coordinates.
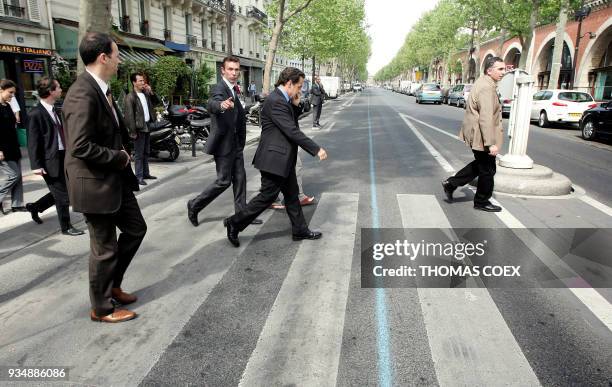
[63,32,147,323]
[442,56,505,212]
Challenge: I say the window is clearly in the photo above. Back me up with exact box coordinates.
[119,0,128,18]
[163,6,170,30]
[558,92,593,102]
[423,84,440,91]
[543,91,553,100]
[139,0,146,23]
[201,19,207,46]
[533,91,544,101]
[185,13,192,35]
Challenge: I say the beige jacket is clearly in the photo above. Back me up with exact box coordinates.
[459,75,503,151]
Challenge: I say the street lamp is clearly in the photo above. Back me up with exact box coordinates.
[569,4,596,90]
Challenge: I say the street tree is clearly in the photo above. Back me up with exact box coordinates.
[77,0,113,74]
[262,0,319,93]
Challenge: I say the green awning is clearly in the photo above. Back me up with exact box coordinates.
[116,35,173,53]
[54,23,78,60]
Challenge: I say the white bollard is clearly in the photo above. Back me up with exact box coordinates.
[499,73,534,169]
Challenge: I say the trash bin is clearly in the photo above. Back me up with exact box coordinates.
[16,127,27,147]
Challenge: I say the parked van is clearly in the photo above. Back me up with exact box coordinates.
[498,69,529,117]
[319,76,340,98]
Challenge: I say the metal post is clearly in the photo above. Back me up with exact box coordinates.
[499,74,535,169]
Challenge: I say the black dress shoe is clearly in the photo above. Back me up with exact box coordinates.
[251,218,263,225]
[442,180,456,202]
[187,200,199,227]
[11,206,27,212]
[143,175,157,179]
[26,203,43,224]
[292,230,323,241]
[0,203,6,215]
[474,203,502,212]
[137,179,147,185]
[62,227,85,236]
[223,217,240,247]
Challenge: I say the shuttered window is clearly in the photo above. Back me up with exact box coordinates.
[27,0,40,22]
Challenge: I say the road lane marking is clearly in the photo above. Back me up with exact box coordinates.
[398,114,612,333]
[238,193,359,386]
[397,194,541,387]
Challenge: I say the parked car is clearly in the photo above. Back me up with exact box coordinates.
[415,83,443,104]
[579,100,612,140]
[530,89,598,127]
[408,82,422,96]
[448,83,472,108]
[353,82,363,92]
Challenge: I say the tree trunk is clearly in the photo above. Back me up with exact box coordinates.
[498,29,506,56]
[311,56,316,81]
[262,2,285,94]
[518,0,540,70]
[77,0,112,74]
[549,0,568,89]
[226,0,233,55]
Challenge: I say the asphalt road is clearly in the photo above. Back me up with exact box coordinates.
[0,89,610,387]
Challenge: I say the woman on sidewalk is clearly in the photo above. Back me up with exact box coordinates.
[0,79,26,215]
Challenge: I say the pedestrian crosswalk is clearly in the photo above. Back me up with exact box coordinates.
[0,187,611,386]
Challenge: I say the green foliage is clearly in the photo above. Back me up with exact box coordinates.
[51,55,75,92]
[150,56,191,99]
[193,63,215,100]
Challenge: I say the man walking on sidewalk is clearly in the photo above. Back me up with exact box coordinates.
[25,77,84,236]
[63,32,147,323]
[223,67,327,247]
[310,75,326,127]
[123,72,157,186]
[187,56,261,227]
[442,56,505,212]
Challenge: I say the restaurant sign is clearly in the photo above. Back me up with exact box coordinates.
[0,44,53,56]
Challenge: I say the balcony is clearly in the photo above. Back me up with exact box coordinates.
[256,53,260,59]
[164,29,172,41]
[140,20,149,36]
[120,15,131,32]
[246,6,267,24]
[204,0,234,14]
[186,34,197,47]
[3,3,26,18]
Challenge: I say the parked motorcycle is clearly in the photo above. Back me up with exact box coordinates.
[148,119,181,161]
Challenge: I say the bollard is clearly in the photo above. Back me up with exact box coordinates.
[499,73,534,169]
[191,127,196,157]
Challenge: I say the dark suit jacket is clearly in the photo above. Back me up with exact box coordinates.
[123,90,155,136]
[0,103,20,161]
[62,72,138,214]
[205,80,246,156]
[27,103,65,178]
[252,88,320,178]
[310,82,326,106]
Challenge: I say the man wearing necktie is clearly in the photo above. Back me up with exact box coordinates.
[63,32,146,323]
[25,77,83,236]
[187,56,261,226]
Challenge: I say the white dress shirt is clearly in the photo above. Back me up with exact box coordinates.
[86,69,118,124]
[39,99,64,150]
[136,92,150,122]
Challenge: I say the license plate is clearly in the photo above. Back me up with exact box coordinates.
[569,113,581,118]
[174,136,181,144]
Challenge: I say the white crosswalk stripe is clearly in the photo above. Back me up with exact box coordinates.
[239,193,359,386]
[396,194,541,387]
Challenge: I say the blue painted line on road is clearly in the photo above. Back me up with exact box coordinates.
[367,92,393,387]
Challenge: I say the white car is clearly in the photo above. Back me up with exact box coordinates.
[353,83,362,92]
[530,89,598,127]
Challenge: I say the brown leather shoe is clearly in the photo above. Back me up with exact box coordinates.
[90,309,136,323]
[111,288,138,305]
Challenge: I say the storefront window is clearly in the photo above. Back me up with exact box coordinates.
[20,57,50,109]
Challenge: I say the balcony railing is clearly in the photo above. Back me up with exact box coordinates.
[3,4,25,18]
[164,29,172,41]
[120,16,131,32]
[140,20,149,36]
[186,34,197,47]
[204,0,235,14]
[246,6,267,23]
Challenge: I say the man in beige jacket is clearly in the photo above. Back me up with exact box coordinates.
[442,56,506,212]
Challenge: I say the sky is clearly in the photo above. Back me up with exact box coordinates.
[365,0,440,76]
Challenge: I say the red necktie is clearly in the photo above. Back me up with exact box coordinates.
[233,85,240,96]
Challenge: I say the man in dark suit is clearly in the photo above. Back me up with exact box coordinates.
[310,75,326,127]
[25,77,84,236]
[223,67,328,247]
[187,56,261,227]
[123,72,158,186]
[63,32,147,323]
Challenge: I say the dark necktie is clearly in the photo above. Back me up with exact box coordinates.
[52,107,66,146]
[233,85,240,97]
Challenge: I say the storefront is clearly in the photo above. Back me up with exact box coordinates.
[0,44,53,110]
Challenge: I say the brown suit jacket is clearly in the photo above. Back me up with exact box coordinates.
[459,75,504,151]
[63,71,139,214]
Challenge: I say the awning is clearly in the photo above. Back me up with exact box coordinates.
[53,23,78,60]
[164,41,191,52]
[119,47,161,64]
[235,56,264,68]
[116,35,173,53]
